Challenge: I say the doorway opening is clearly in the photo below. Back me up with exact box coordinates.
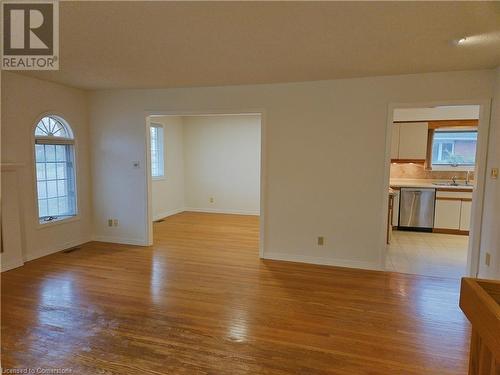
[383,103,490,278]
[145,112,263,258]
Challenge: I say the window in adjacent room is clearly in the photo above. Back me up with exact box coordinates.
[150,123,165,178]
[431,129,477,168]
[34,116,77,224]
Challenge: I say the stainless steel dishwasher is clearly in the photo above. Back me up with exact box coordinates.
[398,188,436,231]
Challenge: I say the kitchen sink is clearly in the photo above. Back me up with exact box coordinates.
[432,182,471,187]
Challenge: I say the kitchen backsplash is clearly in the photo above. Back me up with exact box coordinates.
[390,163,474,180]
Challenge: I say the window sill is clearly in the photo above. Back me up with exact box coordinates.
[431,165,475,172]
[152,176,166,181]
[36,215,80,230]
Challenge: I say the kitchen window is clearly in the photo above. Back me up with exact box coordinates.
[150,123,165,178]
[34,116,78,224]
[431,129,477,168]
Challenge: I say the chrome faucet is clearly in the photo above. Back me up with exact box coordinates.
[466,171,472,185]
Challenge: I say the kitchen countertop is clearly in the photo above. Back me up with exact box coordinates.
[390,178,474,191]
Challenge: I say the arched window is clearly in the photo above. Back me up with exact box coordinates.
[34,116,77,224]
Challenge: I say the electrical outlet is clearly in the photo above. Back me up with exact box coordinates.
[491,168,499,179]
[113,219,119,227]
[108,219,113,227]
[317,236,324,246]
[485,252,491,266]
[209,197,215,203]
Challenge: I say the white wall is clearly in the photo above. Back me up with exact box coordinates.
[150,114,261,219]
[1,164,25,270]
[150,116,185,221]
[183,115,261,215]
[479,67,500,279]
[1,72,92,261]
[89,69,496,271]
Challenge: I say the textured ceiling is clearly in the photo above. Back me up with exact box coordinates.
[18,1,500,90]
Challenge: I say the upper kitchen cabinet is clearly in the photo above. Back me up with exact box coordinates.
[390,123,400,159]
[391,122,428,162]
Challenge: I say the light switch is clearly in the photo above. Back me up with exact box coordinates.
[132,161,140,169]
[491,168,499,179]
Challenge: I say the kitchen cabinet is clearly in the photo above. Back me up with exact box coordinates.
[460,200,472,231]
[392,189,400,227]
[398,122,428,160]
[391,122,428,161]
[434,191,473,233]
[434,199,461,230]
[387,193,394,244]
[391,123,400,159]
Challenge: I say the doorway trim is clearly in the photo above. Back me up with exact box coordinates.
[144,109,267,258]
[381,99,492,277]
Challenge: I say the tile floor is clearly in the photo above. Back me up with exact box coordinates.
[385,230,469,278]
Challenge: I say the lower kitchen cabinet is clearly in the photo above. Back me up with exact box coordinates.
[392,190,400,227]
[460,200,472,231]
[434,199,461,230]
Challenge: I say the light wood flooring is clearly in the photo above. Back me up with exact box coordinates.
[1,212,470,374]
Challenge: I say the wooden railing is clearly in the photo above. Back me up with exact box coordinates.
[459,278,500,375]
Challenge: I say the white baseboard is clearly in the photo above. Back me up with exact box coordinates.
[92,235,148,246]
[25,238,91,262]
[153,208,185,221]
[262,252,382,271]
[184,207,260,216]
[1,257,24,272]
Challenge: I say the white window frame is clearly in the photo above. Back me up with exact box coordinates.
[150,123,165,180]
[33,115,79,227]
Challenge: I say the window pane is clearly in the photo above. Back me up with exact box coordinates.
[58,197,69,214]
[35,116,72,138]
[47,180,58,198]
[45,145,56,162]
[35,126,77,223]
[55,145,67,161]
[36,163,46,181]
[46,163,57,180]
[150,127,157,144]
[38,199,48,217]
[56,163,66,179]
[57,180,67,196]
[35,144,45,162]
[432,131,477,166]
[37,181,47,199]
[47,198,58,215]
[150,125,164,177]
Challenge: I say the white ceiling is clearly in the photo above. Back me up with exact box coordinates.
[19,1,500,90]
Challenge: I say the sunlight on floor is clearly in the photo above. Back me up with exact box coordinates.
[386,230,468,278]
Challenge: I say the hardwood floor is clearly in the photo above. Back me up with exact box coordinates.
[1,212,470,374]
